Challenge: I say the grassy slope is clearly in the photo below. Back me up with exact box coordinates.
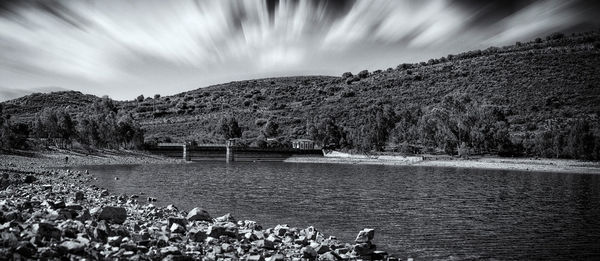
[3,31,600,145]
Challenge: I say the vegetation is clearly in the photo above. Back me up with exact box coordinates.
[2,30,600,159]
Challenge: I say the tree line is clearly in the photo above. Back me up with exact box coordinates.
[0,97,144,151]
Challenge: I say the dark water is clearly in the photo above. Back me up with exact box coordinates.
[80,162,600,260]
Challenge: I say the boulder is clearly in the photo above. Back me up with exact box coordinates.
[24,175,36,183]
[34,222,62,241]
[170,223,185,234]
[302,246,318,260]
[315,244,331,254]
[207,223,237,238]
[75,191,85,201]
[268,253,285,261]
[355,228,375,243]
[353,242,376,256]
[15,241,36,257]
[59,240,85,254]
[247,254,265,261]
[97,206,127,224]
[167,217,187,228]
[274,224,289,237]
[187,228,207,242]
[186,207,212,222]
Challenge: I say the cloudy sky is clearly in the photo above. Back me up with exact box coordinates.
[1,0,599,101]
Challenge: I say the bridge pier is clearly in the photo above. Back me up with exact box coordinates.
[226,139,235,162]
[183,144,191,161]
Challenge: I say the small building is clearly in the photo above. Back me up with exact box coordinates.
[292,139,315,150]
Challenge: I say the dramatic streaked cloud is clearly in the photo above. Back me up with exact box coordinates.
[0,0,598,101]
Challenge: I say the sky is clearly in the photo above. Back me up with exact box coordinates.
[1,0,599,101]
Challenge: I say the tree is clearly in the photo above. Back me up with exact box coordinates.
[263,120,279,138]
[219,117,242,140]
[136,95,145,103]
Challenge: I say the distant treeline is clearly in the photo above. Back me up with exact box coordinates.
[0,97,144,151]
[213,94,600,160]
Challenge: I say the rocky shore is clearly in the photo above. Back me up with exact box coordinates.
[0,151,395,260]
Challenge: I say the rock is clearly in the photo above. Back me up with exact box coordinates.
[38,247,59,258]
[302,246,318,260]
[97,206,127,224]
[247,254,265,261]
[207,223,237,238]
[75,191,85,201]
[274,224,290,237]
[187,228,207,242]
[108,236,122,246]
[318,251,339,261]
[315,244,331,254]
[100,189,109,197]
[255,239,276,250]
[34,222,62,241]
[160,246,181,256]
[163,254,193,261]
[353,242,376,256]
[268,253,285,261]
[59,240,85,254]
[170,223,185,234]
[355,228,375,243]
[186,207,212,222]
[93,220,111,242]
[167,217,187,228]
[372,250,388,260]
[15,241,36,257]
[24,175,36,183]
[215,213,236,223]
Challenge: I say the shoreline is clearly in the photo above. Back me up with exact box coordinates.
[285,154,600,174]
[0,149,390,260]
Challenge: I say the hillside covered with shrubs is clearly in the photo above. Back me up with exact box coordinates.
[2,31,600,160]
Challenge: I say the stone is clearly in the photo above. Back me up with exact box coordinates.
[186,207,212,222]
[93,220,111,242]
[108,236,122,246]
[355,228,375,243]
[15,241,36,257]
[302,246,318,259]
[207,223,237,238]
[315,244,331,254]
[268,253,285,261]
[215,213,236,223]
[353,242,376,256]
[170,223,185,234]
[274,224,290,237]
[187,229,207,242]
[247,254,265,261]
[318,252,339,261]
[34,222,62,241]
[100,190,109,197]
[160,246,181,256]
[255,239,276,250]
[97,206,127,224]
[167,217,187,228]
[75,191,85,201]
[24,175,36,183]
[59,240,85,254]
[372,250,388,260]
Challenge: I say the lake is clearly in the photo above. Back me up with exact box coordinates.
[80,161,600,260]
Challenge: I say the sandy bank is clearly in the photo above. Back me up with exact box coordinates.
[286,153,600,174]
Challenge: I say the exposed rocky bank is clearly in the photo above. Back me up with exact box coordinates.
[0,151,396,260]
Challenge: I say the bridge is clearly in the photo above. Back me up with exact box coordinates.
[154,140,322,162]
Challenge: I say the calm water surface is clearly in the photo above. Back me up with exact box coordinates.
[80,162,600,260]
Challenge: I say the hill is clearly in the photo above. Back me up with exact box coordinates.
[2,31,600,159]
